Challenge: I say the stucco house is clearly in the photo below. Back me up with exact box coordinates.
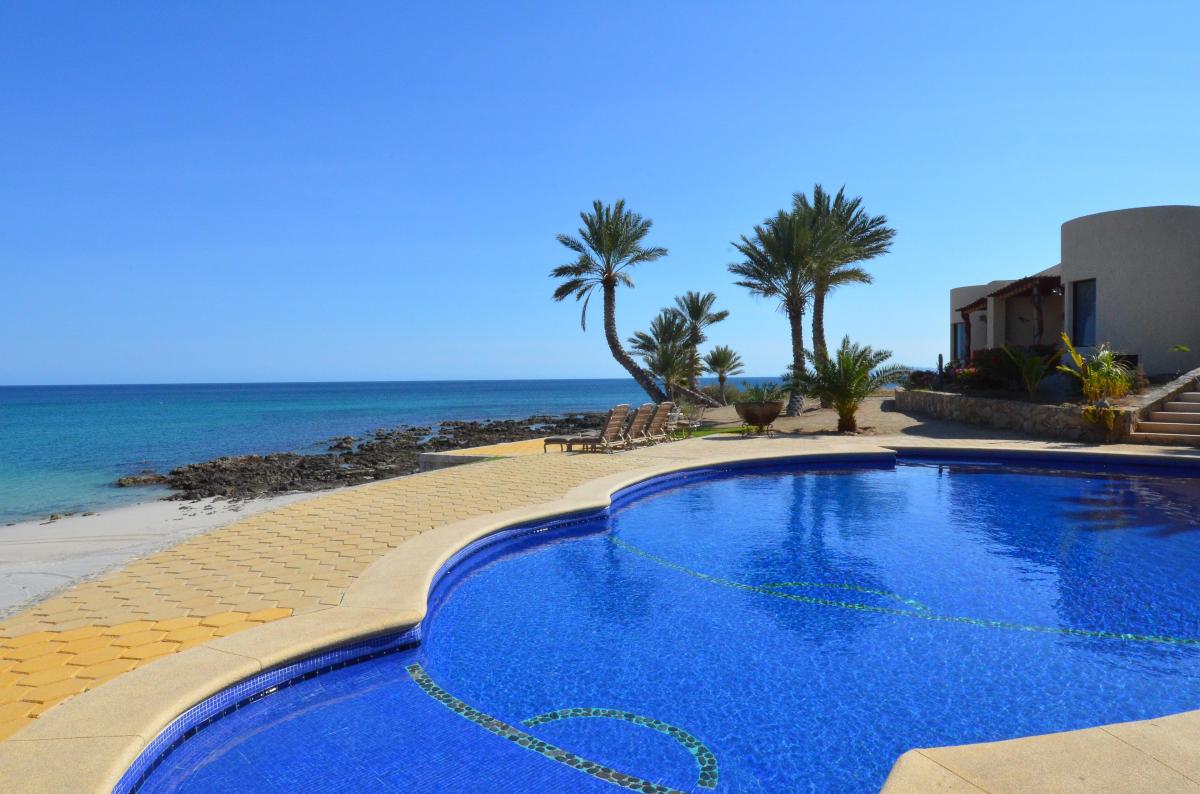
[950,205,1200,377]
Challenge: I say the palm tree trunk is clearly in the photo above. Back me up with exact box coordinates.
[812,289,829,366]
[786,300,806,416]
[812,289,832,408]
[718,374,727,405]
[838,408,857,433]
[675,382,719,407]
[603,282,667,403]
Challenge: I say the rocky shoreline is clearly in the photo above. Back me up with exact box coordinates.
[117,413,603,501]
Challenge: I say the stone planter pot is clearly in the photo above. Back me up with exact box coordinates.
[735,401,784,433]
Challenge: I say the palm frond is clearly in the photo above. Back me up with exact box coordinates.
[550,200,669,333]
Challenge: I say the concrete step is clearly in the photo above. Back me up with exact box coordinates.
[1136,421,1200,434]
[1150,411,1200,423]
[1164,401,1200,411]
[1128,431,1200,446]
[1178,392,1200,403]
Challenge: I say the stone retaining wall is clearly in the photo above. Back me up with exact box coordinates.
[894,389,1136,442]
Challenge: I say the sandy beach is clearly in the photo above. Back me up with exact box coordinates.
[0,492,317,616]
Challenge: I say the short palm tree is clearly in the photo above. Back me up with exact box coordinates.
[551,200,668,402]
[630,310,699,401]
[797,185,895,367]
[628,310,689,357]
[644,341,698,401]
[672,291,729,385]
[702,346,744,404]
[795,336,910,433]
[729,208,831,415]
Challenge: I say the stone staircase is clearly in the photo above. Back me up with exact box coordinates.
[1130,380,1200,445]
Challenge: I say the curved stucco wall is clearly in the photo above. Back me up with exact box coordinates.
[1061,206,1200,375]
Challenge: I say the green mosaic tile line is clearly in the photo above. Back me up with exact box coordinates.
[522,708,717,790]
[405,664,685,794]
[757,581,930,612]
[610,537,1200,647]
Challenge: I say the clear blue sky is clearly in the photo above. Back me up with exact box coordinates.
[3,1,1198,385]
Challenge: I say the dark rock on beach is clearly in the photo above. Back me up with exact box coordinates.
[116,470,170,487]
[156,413,602,501]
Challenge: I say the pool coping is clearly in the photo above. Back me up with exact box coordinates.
[4,441,1200,793]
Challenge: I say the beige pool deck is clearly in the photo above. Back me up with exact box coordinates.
[2,425,1199,792]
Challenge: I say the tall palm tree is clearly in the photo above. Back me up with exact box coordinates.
[551,200,668,402]
[796,185,895,367]
[672,291,729,371]
[729,208,829,415]
[702,345,744,404]
[629,310,697,401]
[795,336,910,432]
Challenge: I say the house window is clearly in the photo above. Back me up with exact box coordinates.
[1072,279,1097,346]
[953,322,968,360]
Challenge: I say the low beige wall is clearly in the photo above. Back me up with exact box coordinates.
[894,388,1135,442]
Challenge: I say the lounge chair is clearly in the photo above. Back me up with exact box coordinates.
[544,404,629,452]
[673,404,706,437]
[643,402,675,444]
[664,408,683,437]
[566,405,637,453]
[622,403,657,447]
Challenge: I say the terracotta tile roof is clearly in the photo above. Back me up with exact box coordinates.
[956,274,1062,314]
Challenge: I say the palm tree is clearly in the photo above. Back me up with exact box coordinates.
[795,336,910,432]
[551,200,668,402]
[729,208,829,415]
[629,310,699,401]
[702,345,744,404]
[644,342,698,402]
[672,291,729,386]
[797,185,895,367]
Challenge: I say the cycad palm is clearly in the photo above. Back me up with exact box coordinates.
[795,336,910,432]
[797,185,895,366]
[729,208,830,415]
[551,200,668,401]
[702,345,744,404]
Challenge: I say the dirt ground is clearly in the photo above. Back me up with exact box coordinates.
[702,395,1033,440]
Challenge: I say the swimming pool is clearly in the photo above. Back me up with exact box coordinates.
[129,456,1200,792]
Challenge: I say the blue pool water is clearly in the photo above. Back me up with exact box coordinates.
[136,459,1200,793]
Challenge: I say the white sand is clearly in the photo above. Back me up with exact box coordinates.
[0,492,318,617]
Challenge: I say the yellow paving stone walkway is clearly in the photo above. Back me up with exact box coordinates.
[0,447,669,740]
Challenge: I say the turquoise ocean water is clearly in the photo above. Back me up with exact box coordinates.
[0,379,765,524]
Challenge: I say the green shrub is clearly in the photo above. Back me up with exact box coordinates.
[738,381,786,403]
[1002,346,1061,400]
[970,344,1059,390]
[903,370,937,390]
[1057,332,1131,403]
